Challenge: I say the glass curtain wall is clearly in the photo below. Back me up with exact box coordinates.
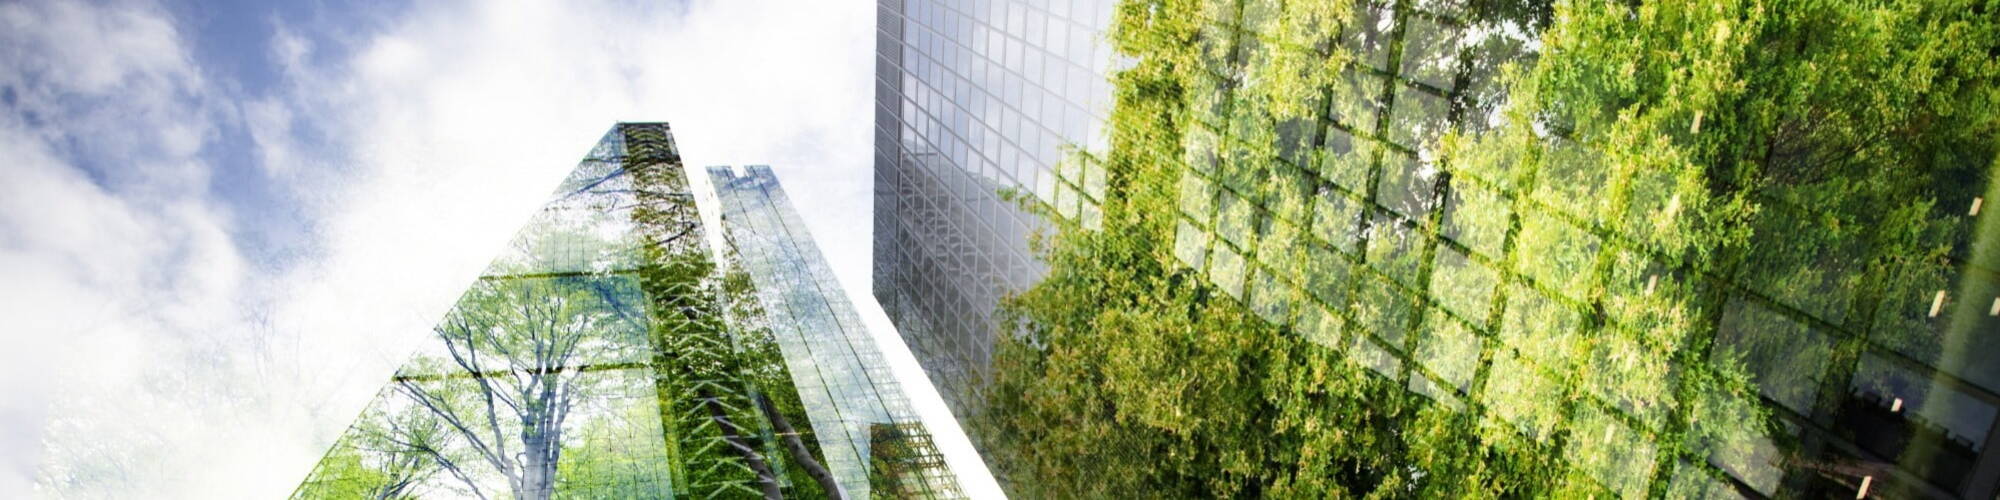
[872,0,1120,415]
[290,124,965,499]
[710,165,963,498]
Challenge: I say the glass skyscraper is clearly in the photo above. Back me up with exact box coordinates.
[709,164,965,497]
[291,124,967,499]
[872,0,1120,415]
[876,0,2000,498]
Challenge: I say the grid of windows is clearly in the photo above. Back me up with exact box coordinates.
[873,0,1118,413]
[710,165,962,498]
[1168,2,2000,498]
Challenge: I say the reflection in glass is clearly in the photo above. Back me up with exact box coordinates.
[873,0,1120,417]
[992,0,2000,497]
[292,124,965,498]
[710,165,960,498]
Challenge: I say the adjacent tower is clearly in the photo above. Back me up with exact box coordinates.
[871,0,1119,415]
[875,0,2000,497]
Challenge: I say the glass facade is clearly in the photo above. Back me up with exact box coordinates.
[875,0,2000,497]
[709,165,960,497]
[872,0,1120,415]
[291,124,965,499]
[1158,2,2000,499]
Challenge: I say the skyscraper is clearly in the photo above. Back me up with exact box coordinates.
[872,0,1120,415]
[709,165,968,497]
[291,124,967,499]
[876,0,2000,497]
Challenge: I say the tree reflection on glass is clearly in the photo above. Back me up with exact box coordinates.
[293,403,460,500]
[389,272,646,500]
[295,125,966,498]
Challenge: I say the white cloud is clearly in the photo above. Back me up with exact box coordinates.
[0,1,254,496]
[3,0,995,498]
[0,0,216,194]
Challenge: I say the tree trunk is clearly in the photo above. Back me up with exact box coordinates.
[757,394,845,498]
[701,389,783,499]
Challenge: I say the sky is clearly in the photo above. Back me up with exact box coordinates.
[0,0,995,497]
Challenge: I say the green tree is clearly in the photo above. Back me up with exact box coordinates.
[291,401,463,499]
[552,402,676,498]
[392,273,644,500]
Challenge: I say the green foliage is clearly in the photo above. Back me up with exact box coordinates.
[553,403,676,498]
[630,132,789,498]
[291,403,460,500]
[866,423,949,498]
[628,125,834,498]
[298,125,844,499]
[293,445,401,500]
[978,0,1998,497]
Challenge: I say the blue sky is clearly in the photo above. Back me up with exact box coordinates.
[0,0,993,496]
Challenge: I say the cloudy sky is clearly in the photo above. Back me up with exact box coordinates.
[0,0,991,497]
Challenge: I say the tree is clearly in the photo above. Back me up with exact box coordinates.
[392,271,642,500]
[552,402,676,498]
[291,399,462,500]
